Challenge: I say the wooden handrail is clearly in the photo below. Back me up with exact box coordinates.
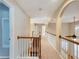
[17,35,41,59]
[59,35,79,45]
[46,31,79,45]
[46,31,56,36]
[17,36,39,39]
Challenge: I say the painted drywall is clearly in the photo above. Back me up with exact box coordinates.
[14,4,30,58]
[46,23,56,34]
[61,23,70,36]
[46,23,56,48]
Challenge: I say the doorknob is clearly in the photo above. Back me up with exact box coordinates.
[9,38,10,40]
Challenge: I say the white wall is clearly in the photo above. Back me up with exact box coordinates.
[46,23,56,48]
[46,23,56,34]
[46,22,74,36]
[61,23,70,36]
[61,23,74,36]
[14,4,30,59]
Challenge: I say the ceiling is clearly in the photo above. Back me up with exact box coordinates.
[16,0,79,24]
[15,0,64,23]
[62,1,79,23]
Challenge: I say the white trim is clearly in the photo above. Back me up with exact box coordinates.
[0,56,9,58]
[17,57,39,59]
[9,3,15,59]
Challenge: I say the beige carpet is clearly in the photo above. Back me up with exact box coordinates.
[41,38,61,59]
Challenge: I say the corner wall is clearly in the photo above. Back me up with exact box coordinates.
[46,23,56,34]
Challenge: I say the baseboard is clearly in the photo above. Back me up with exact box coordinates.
[17,56,39,59]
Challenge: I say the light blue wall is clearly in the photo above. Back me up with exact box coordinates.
[0,3,9,18]
[0,3,9,58]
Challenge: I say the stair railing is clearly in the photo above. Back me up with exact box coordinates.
[46,31,79,59]
[59,36,79,59]
[17,35,41,59]
[45,31,57,48]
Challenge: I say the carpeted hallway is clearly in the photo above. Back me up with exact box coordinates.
[41,38,61,59]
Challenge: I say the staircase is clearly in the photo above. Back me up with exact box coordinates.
[17,36,41,59]
[17,35,62,59]
[41,37,61,59]
[17,32,79,59]
[45,32,79,59]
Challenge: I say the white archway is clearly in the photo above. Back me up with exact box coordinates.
[56,0,76,51]
[56,0,79,57]
[56,0,79,39]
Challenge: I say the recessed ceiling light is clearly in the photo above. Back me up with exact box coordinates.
[39,8,42,11]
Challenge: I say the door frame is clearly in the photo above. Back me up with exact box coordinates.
[0,0,15,59]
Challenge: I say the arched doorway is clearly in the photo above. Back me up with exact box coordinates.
[61,1,79,59]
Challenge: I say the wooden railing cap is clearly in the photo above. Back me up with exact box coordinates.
[46,31,79,45]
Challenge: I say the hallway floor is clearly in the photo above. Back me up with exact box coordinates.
[41,37,61,59]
